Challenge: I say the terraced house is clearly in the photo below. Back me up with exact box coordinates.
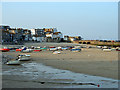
[0,25,32,44]
[30,28,46,42]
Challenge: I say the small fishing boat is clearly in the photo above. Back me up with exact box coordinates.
[17,54,31,61]
[103,49,112,52]
[96,46,102,49]
[57,46,62,50]
[71,48,81,52]
[36,47,41,49]
[0,48,10,52]
[40,48,47,50]
[49,46,55,48]
[33,49,42,52]
[61,47,68,50]
[49,48,58,51]
[102,46,108,49]
[16,49,22,51]
[6,60,21,65]
[53,51,61,54]
[21,49,33,53]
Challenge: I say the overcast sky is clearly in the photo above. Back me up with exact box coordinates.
[2,2,118,40]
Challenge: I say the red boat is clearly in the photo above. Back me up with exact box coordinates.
[34,50,42,52]
[49,46,55,48]
[0,48,10,52]
[16,49,22,51]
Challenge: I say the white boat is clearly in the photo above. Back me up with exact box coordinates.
[6,60,21,65]
[57,47,62,50]
[49,48,58,51]
[102,46,108,49]
[53,51,61,54]
[96,46,102,49]
[18,54,31,61]
[103,49,112,52]
[61,47,68,50]
[21,49,33,53]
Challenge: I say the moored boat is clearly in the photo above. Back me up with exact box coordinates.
[0,48,10,52]
[16,49,22,51]
[61,47,68,50]
[40,47,47,50]
[116,49,120,51]
[53,51,61,54]
[103,49,112,52]
[21,49,33,53]
[71,48,81,52]
[33,49,42,52]
[17,54,31,61]
[49,48,58,51]
[6,60,21,65]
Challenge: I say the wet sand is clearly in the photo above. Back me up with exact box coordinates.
[2,43,118,79]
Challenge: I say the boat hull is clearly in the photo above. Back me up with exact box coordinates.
[6,61,21,65]
[18,57,31,61]
[0,49,10,52]
[21,49,33,53]
[34,50,42,52]
[103,49,112,52]
[16,49,22,51]
[71,48,81,52]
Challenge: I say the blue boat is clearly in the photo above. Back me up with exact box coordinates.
[61,47,68,50]
[71,48,81,52]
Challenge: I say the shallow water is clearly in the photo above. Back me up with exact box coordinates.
[2,62,118,88]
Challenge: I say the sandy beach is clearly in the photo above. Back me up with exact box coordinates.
[3,43,118,79]
[2,43,119,88]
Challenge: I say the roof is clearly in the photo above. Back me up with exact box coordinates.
[46,33,52,35]
[53,32,61,35]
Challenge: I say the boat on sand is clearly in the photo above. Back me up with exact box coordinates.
[53,51,61,54]
[6,60,21,65]
[17,54,31,61]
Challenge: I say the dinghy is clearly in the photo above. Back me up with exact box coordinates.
[40,48,47,50]
[49,48,58,51]
[16,49,22,51]
[17,54,31,61]
[6,60,21,65]
[57,47,62,50]
[21,49,33,53]
[61,47,68,50]
[33,49,42,52]
[0,48,10,52]
[103,49,112,52]
[71,48,81,52]
[53,51,61,54]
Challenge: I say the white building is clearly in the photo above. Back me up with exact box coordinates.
[30,29,46,42]
[46,32,63,39]
[30,29,36,35]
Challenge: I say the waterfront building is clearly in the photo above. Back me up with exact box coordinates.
[30,28,46,42]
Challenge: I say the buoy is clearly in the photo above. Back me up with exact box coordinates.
[98,84,100,87]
